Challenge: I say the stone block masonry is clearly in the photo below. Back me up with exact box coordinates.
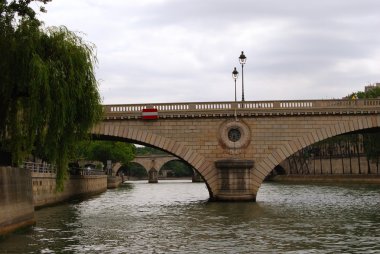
[280,156,379,175]
[32,172,107,208]
[0,167,35,236]
[1,168,107,236]
[107,175,122,188]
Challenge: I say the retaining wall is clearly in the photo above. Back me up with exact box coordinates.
[32,172,107,208]
[107,175,123,189]
[0,167,35,236]
[273,156,380,183]
[271,174,380,184]
[280,156,379,175]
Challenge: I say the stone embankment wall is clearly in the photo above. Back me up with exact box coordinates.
[271,174,380,183]
[280,156,379,175]
[32,172,107,208]
[1,168,108,236]
[272,156,380,183]
[107,175,123,189]
[0,167,35,236]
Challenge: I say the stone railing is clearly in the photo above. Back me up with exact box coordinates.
[103,99,380,119]
[24,162,56,174]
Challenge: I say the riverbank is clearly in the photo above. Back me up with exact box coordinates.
[107,175,123,188]
[0,167,35,236]
[269,174,380,184]
[0,166,108,236]
[32,172,107,209]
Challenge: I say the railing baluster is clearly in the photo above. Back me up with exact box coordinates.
[102,99,380,118]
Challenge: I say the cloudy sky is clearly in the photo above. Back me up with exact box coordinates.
[37,0,380,104]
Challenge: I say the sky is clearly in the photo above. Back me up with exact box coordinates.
[35,0,380,104]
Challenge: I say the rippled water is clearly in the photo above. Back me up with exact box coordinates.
[1,180,380,253]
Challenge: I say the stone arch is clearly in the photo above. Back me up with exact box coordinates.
[131,156,179,180]
[250,115,380,193]
[158,158,196,178]
[128,161,149,174]
[110,162,122,176]
[129,159,154,174]
[130,156,198,181]
[155,157,180,173]
[91,122,215,197]
[117,161,148,179]
[157,158,179,177]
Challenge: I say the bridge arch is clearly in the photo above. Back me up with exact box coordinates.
[251,116,380,194]
[91,122,215,196]
[125,156,199,182]
[158,158,198,179]
[117,161,148,178]
[131,155,182,182]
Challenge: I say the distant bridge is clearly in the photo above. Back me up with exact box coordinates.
[127,154,202,183]
[92,99,380,201]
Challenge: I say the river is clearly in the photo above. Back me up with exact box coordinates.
[1,180,380,253]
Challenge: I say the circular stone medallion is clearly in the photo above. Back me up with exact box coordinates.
[218,119,251,149]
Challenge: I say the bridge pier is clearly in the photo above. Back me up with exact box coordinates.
[213,159,255,202]
[148,168,158,183]
[192,170,203,182]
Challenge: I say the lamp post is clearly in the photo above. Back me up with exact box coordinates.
[239,51,247,101]
[232,67,239,102]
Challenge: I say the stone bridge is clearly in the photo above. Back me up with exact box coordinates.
[91,99,380,201]
[129,155,202,183]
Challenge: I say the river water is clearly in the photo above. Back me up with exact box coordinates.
[1,180,380,253]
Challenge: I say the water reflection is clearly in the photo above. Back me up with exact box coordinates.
[1,180,380,253]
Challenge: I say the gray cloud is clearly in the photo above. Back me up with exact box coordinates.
[40,0,380,104]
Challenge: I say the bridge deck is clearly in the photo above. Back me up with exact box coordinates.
[103,99,380,120]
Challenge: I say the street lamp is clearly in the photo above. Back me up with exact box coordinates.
[239,51,247,101]
[232,67,239,102]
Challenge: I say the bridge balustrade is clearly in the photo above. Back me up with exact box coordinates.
[194,102,232,110]
[364,100,380,106]
[280,102,313,108]
[104,99,380,119]
[245,102,274,108]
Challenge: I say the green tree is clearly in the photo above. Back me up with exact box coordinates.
[76,141,135,168]
[161,160,193,177]
[0,1,102,190]
[124,163,147,178]
[135,146,168,155]
[348,86,380,99]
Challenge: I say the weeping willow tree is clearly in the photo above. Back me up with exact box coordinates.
[0,0,103,190]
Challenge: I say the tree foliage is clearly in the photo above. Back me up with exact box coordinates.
[123,163,147,178]
[0,0,102,190]
[161,160,193,177]
[135,146,168,155]
[73,141,135,168]
[348,86,380,99]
